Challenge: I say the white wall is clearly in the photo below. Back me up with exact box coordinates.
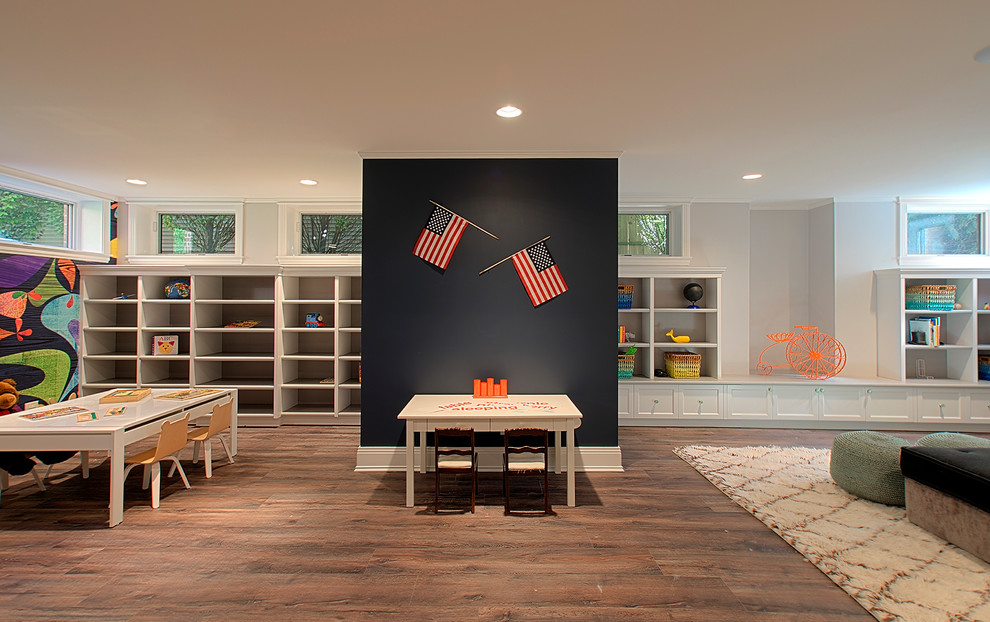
[690,202,750,376]
[834,201,898,377]
[242,201,279,265]
[808,201,835,335]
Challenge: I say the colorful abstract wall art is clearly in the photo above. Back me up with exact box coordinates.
[0,254,80,411]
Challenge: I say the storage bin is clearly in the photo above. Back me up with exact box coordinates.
[906,284,956,311]
[618,353,635,378]
[618,284,634,309]
[665,351,701,379]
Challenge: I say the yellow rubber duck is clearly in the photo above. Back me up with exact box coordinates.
[666,329,690,343]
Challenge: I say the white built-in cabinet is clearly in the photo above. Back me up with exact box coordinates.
[618,267,723,381]
[80,266,361,426]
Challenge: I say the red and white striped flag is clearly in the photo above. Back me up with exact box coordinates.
[511,241,568,307]
[412,205,469,270]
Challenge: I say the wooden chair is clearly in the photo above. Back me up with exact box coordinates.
[434,427,478,513]
[185,398,234,478]
[503,428,550,515]
[123,413,191,508]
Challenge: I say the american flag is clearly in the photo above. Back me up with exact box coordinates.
[511,241,568,306]
[412,205,469,270]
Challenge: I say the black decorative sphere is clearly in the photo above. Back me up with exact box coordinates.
[683,282,703,308]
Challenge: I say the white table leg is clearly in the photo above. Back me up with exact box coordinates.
[229,389,238,456]
[566,427,576,507]
[405,423,415,507]
[555,431,562,474]
[80,451,90,478]
[419,429,427,474]
[109,431,125,527]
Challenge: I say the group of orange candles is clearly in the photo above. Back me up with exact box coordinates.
[473,377,508,398]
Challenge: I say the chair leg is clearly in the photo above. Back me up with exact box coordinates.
[165,457,191,489]
[30,468,46,491]
[204,441,213,478]
[80,451,90,478]
[218,435,234,464]
[544,469,550,514]
[0,469,8,491]
[150,463,161,508]
[142,464,152,489]
[435,469,440,514]
[191,441,201,464]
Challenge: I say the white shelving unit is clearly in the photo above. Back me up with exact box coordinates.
[618,267,723,381]
[80,266,361,426]
[876,268,990,383]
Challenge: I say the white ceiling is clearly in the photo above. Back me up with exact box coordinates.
[2,1,989,207]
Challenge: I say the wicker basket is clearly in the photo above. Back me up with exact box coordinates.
[665,351,701,379]
[617,284,634,309]
[618,353,636,378]
[905,284,956,311]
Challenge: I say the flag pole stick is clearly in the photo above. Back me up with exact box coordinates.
[429,200,499,239]
[478,235,551,275]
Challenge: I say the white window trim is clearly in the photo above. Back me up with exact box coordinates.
[618,200,691,269]
[897,197,990,268]
[277,200,362,267]
[0,167,111,263]
[126,200,244,265]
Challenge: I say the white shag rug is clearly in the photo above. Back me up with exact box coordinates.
[674,445,990,622]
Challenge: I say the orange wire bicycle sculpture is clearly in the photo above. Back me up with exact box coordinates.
[756,325,847,380]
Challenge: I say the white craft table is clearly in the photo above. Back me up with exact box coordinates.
[0,388,237,527]
[397,394,583,508]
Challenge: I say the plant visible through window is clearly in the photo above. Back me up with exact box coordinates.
[618,213,668,255]
[0,188,68,248]
[159,214,236,254]
[300,214,362,254]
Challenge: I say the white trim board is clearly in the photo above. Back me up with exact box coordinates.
[354,445,624,472]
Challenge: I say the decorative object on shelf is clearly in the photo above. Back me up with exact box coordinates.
[153,334,178,355]
[665,351,701,378]
[319,376,334,384]
[985,302,989,310]
[618,325,625,343]
[654,367,668,378]
[112,293,134,300]
[980,356,990,381]
[683,282,703,309]
[304,313,325,328]
[756,325,847,380]
[164,278,190,299]
[99,387,152,404]
[666,329,690,343]
[473,377,508,398]
[413,200,498,271]
[480,236,568,307]
[617,284,634,309]
[905,284,955,311]
[618,345,637,379]
[224,320,260,328]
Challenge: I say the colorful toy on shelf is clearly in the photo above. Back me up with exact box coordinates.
[683,282,703,309]
[666,329,690,343]
[164,278,190,299]
[756,325,846,380]
[305,313,325,328]
[473,377,507,398]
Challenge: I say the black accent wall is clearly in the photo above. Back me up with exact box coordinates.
[361,158,617,448]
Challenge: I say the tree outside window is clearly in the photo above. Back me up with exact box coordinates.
[159,214,236,254]
[0,188,68,248]
[907,212,982,255]
[300,214,362,254]
[618,213,668,255]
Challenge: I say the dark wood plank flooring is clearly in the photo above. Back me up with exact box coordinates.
[0,426,970,621]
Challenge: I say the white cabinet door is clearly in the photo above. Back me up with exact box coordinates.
[618,385,632,418]
[773,385,820,421]
[725,385,772,420]
[916,388,964,422]
[818,386,867,421]
[966,390,990,422]
[635,386,677,419]
[862,386,912,422]
[679,386,723,419]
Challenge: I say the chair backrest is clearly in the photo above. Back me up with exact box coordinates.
[153,414,190,461]
[504,428,549,462]
[207,399,234,437]
[435,427,475,458]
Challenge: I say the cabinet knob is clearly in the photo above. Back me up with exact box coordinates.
[939,403,945,408]
[698,400,704,405]
[653,399,659,404]
[767,387,772,392]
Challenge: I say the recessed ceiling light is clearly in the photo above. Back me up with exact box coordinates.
[496,105,522,118]
[976,45,990,63]
[125,178,147,185]
[742,173,763,180]
[299,179,318,186]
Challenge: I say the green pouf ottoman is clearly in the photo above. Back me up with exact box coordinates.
[915,431,990,448]
[830,430,910,506]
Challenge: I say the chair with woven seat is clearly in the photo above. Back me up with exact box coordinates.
[123,413,191,508]
[185,398,234,478]
[434,427,478,513]
[503,427,550,515]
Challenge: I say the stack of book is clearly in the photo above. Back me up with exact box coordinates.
[909,316,941,346]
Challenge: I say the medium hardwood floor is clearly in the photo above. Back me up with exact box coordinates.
[0,426,961,621]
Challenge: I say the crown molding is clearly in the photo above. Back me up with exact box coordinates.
[359,150,623,160]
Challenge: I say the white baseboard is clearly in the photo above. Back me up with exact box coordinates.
[355,445,624,472]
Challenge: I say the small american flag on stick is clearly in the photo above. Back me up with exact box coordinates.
[511,240,568,307]
[412,204,469,270]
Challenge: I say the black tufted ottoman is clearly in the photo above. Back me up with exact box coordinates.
[900,446,990,564]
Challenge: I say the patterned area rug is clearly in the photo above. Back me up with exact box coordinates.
[674,445,990,622]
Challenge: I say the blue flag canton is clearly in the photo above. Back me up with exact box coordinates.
[425,208,452,235]
[527,242,555,272]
